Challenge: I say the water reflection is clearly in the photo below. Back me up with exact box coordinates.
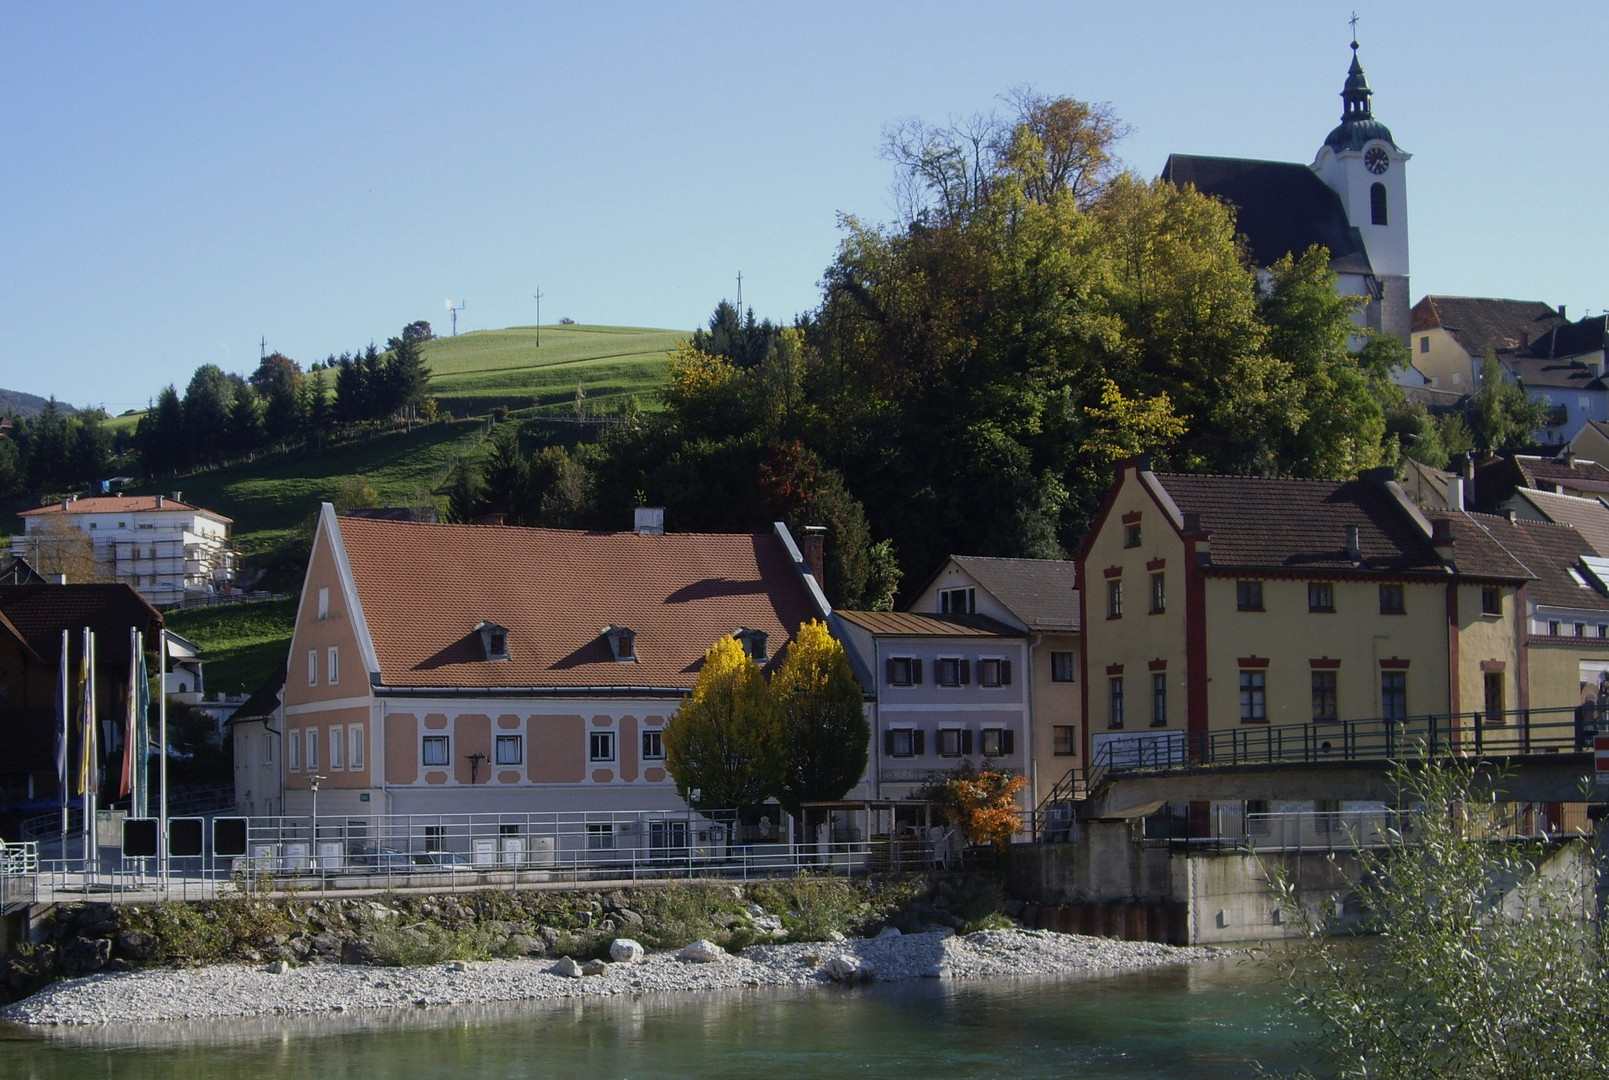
[0,958,1309,1079]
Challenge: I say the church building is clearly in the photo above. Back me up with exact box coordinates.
[1162,41,1411,343]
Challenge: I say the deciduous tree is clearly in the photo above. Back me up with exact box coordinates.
[771,620,868,818]
[664,636,781,818]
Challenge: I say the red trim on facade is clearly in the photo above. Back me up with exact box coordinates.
[1146,559,1166,571]
[1309,657,1342,669]
[1237,656,1270,669]
[1479,659,1506,672]
[1185,531,1210,752]
[1121,511,1143,524]
[1105,663,1125,676]
[1103,565,1123,579]
[1379,658,1411,670]
[1148,658,1167,671]
[1446,582,1461,717]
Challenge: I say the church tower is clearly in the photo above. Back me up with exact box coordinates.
[1312,40,1411,341]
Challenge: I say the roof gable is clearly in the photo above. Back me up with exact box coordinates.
[944,556,1079,631]
[333,516,820,690]
[1411,296,1567,357]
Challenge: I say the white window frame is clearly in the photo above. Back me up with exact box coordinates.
[937,727,965,758]
[317,586,329,620]
[496,734,524,765]
[264,731,274,765]
[1050,651,1076,682]
[590,730,616,763]
[327,646,339,686]
[307,648,318,687]
[889,727,916,758]
[422,735,449,767]
[980,727,1009,757]
[329,724,345,770]
[642,729,665,761]
[348,724,364,770]
[288,727,301,772]
[305,728,319,771]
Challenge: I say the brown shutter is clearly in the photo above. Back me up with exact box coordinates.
[1003,729,1016,755]
[961,730,974,756]
[1001,659,1012,685]
[884,731,895,756]
[913,729,925,756]
[960,659,971,684]
[912,659,923,684]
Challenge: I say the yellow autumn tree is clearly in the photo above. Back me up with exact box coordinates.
[664,635,781,817]
[772,620,869,817]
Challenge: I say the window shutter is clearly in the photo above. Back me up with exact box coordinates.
[883,731,896,756]
[1001,660,1012,685]
[885,658,898,684]
[913,659,923,684]
[961,730,974,755]
[960,659,971,685]
[1003,729,1015,755]
[913,729,925,755]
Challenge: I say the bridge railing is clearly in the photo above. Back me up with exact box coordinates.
[1030,704,1599,840]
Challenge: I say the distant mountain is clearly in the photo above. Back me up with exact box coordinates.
[0,389,75,419]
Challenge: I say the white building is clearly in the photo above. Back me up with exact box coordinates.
[13,492,237,607]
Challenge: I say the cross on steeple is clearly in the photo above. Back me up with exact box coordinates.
[1349,11,1359,42]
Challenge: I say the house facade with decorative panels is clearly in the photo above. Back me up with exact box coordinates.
[1076,459,1545,766]
[910,556,1079,808]
[833,610,1029,805]
[282,504,830,824]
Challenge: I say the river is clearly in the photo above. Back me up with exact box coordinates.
[0,957,1311,1079]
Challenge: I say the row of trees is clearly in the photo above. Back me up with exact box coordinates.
[0,399,116,501]
[135,324,434,476]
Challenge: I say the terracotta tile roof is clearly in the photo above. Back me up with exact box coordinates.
[1527,314,1609,361]
[1420,512,1533,582]
[0,584,163,665]
[1429,511,1609,611]
[1411,296,1568,356]
[946,556,1079,631]
[1512,455,1609,491]
[19,494,227,521]
[1504,354,1606,392]
[335,517,820,690]
[834,610,1023,638]
[1153,473,1446,574]
[1510,488,1609,557]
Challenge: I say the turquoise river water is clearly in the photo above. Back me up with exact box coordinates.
[0,957,1314,1079]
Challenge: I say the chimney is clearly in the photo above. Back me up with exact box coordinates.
[801,525,827,584]
[156,495,164,509]
[1563,448,1576,469]
[1345,525,1364,565]
[1447,476,1465,511]
[1559,305,1567,319]
[60,499,70,511]
[171,491,182,502]
[634,506,665,535]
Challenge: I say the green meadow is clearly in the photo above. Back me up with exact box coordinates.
[164,596,298,696]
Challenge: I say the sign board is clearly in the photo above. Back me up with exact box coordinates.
[168,817,205,857]
[122,818,159,858]
[213,817,249,857]
[1595,735,1609,774]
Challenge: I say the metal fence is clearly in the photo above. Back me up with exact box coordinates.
[1,808,962,909]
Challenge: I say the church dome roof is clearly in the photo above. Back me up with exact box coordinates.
[1323,42,1395,152]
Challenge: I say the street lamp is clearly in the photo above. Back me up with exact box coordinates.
[308,774,326,864]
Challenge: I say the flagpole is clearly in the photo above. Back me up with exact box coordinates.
[79,627,92,872]
[58,629,68,860]
[87,628,98,878]
[159,627,169,883]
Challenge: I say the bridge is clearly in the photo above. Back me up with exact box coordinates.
[1035,705,1607,836]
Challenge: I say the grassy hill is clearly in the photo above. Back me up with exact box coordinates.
[424,323,685,417]
[165,597,298,697]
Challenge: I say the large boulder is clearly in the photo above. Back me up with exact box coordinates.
[824,954,875,984]
[678,939,727,964]
[610,938,646,964]
[114,929,158,961]
[552,956,584,978]
[580,958,608,976]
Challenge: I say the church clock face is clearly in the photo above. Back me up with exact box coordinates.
[1365,146,1390,174]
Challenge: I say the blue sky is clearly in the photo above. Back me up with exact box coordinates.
[3,1,1605,413]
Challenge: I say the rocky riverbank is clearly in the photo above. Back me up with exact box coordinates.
[1,928,1220,1027]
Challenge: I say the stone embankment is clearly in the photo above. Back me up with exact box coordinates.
[2,928,1218,1026]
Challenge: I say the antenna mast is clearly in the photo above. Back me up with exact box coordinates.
[533,286,543,348]
[736,271,743,313]
[446,298,466,336]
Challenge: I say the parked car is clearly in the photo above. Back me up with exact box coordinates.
[413,850,470,866]
[349,845,414,870]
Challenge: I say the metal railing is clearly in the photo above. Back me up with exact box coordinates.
[1031,705,1597,840]
[3,809,963,906]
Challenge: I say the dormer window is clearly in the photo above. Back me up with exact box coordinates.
[733,627,769,661]
[603,625,637,662]
[475,621,510,661]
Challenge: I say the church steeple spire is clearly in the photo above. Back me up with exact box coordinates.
[1323,37,1394,152]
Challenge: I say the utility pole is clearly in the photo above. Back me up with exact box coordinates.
[260,336,267,361]
[533,287,543,348]
[736,271,743,313]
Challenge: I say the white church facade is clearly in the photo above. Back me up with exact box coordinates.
[1162,41,1411,344]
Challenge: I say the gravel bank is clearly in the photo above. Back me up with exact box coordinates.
[1,929,1218,1027]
